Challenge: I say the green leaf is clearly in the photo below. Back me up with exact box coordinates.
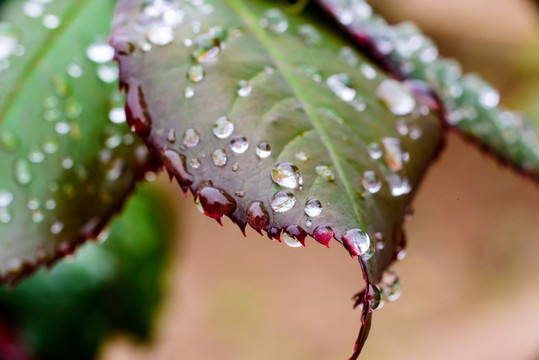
[0,0,154,284]
[317,0,539,179]
[111,0,443,356]
[0,183,174,360]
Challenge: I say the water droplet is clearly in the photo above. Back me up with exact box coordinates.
[362,170,381,194]
[304,199,322,217]
[97,64,119,83]
[381,137,404,172]
[367,142,382,160]
[55,122,70,135]
[0,189,13,207]
[315,165,335,182]
[42,138,58,154]
[192,34,221,62]
[342,228,371,257]
[0,23,21,61]
[232,162,239,172]
[395,119,409,136]
[387,173,411,196]
[295,151,308,161]
[198,185,237,222]
[271,191,296,213]
[23,1,44,18]
[271,163,303,189]
[260,8,288,34]
[109,107,126,124]
[28,147,44,163]
[212,148,227,167]
[50,220,64,234]
[235,191,244,197]
[237,80,252,97]
[229,135,249,154]
[282,231,302,247]
[86,41,114,63]
[0,130,20,152]
[67,63,83,78]
[0,207,12,224]
[379,268,400,302]
[184,86,195,98]
[327,73,356,102]
[160,148,194,189]
[62,157,74,169]
[43,14,60,29]
[190,157,201,169]
[246,201,270,233]
[284,225,306,247]
[368,284,382,310]
[313,225,333,247]
[182,128,200,148]
[167,128,176,143]
[212,116,234,139]
[409,124,423,140]
[256,142,271,159]
[462,74,499,108]
[14,158,32,185]
[45,199,56,210]
[125,83,152,136]
[187,64,204,82]
[376,79,416,115]
[297,24,321,46]
[360,63,377,80]
[147,24,174,46]
[305,219,312,227]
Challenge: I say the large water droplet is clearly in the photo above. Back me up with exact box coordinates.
[198,185,237,223]
[212,116,234,139]
[375,79,416,115]
[313,225,333,247]
[212,148,227,167]
[246,201,270,233]
[327,73,356,102]
[271,163,303,189]
[229,135,249,154]
[237,80,252,97]
[362,170,381,194]
[271,191,296,213]
[304,199,322,217]
[86,41,114,64]
[342,228,371,257]
[381,137,404,172]
[182,128,200,148]
[260,8,288,34]
[256,142,271,159]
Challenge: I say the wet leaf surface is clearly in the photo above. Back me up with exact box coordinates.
[317,0,539,180]
[0,0,155,284]
[0,184,173,360]
[111,0,443,356]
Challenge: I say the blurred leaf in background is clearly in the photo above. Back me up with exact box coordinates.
[0,183,175,360]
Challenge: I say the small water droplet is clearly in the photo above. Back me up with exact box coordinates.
[271,191,296,213]
[0,207,12,224]
[313,225,333,247]
[327,73,356,102]
[67,63,83,78]
[182,128,200,148]
[97,64,119,83]
[212,148,227,167]
[0,130,20,152]
[304,219,312,227]
[296,24,321,46]
[184,86,195,98]
[190,157,201,169]
[304,199,322,217]
[381,137,404,172]
[376,79,416,115]
[295,151,308,161]
[368,284,382,310]
[342,228,371,257]
[0,189,13,207]
[147,24,174,46]
[360,63,377,80]
[45,199,56,210]
[23,1,44,18]
[14,158,32,185]
[50,220,64,234]
[192,33,221,62]
[229,135,249,154]
[362,170,381,194]
[235,191,244,197]
[256,142,271,159]
[367,142,382,160]
[43,14,60,29]
[28,147,44,163]
[232,162,239,171]
[237,80,252,97]
[109,107,126,124]
[387,173,411,196]
[86,41,114,64]
[212,116,234,139]
[379,268,400,302]
[167,128,176,143]
[260,8,288,34]
[198,185,237,222]
[271,163,303,189]
[315,165,335,182]
[246,201,270,233]
[187,64,204,82]
[0,23,21,61]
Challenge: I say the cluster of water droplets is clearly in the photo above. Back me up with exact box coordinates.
[322,0,539,173]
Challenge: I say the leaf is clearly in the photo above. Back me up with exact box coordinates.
[111,0,442,356]
[0,0,155,284]
[0,183,174,360]
[317,0,539,180]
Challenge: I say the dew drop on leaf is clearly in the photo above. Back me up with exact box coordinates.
[271,191,296,213]
[313,225,333,247]
[260,8,288,34]
[295,151,308,161]
[304,199,322,217]
[182,128,200,148]
[271,163,303,189]
[246,201,270,233]
[361,170,381,194]
[212,148,227,167]
[381,137,404,172]
[282,231,302,247]
[375,79,416,115]
[342,228,371,257]
[147,24,174,46]
[237,80,252,97]
[229,135,249,154]
[296,24,321,46]
[256,142,271,159]
[86,41,115,64]
[198,186,237,222]
[187,64,204,82]
[315,165,335,182]
[212,116,234,139]
[184,86,194,98]
[387,173,411,196]
[327,73,356,102]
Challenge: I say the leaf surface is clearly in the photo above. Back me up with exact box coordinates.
[111,0,443,356]
[0,0,153,284]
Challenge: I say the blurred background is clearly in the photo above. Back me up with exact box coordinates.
[99,1,539,359]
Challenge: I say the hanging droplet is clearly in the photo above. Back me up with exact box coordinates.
[229,135,249,154]
[237,80,252,97]
[285,225,306,247]
[256,142,271,159]
[313,225,333,247]
[160,148,194,189]
[198,185,237,223]
[342,228,371,257]
[271,191,296,213]
[260,8,288,34]
[212,148,227,167]
[182,128,200,148]
[125,83,152,136]
[315,165,335,182]
[381,137,404,172]
[187,64,204,82]
[271,163,303,189]
[362,170,381,194]
[375,79,416,116]
[368,284,382,310]
[212,116,234,139]
[282,231,302,248]
[327,73,356,102]
[86,41,115,64]
[304,199,322,217]
[379,268,401,302]
[246,201,270,233]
